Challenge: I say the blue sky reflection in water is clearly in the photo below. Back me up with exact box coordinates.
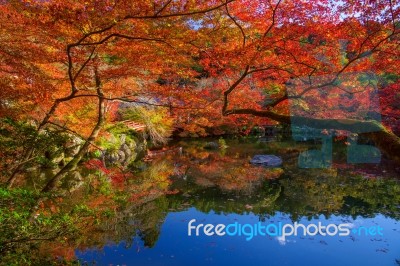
[77,209,400,265]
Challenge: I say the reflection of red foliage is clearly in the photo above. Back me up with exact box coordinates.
[40,244,76,262]
[165,189,180,195]
[129,189,164,202]
[84,159,134,185]
[334,135,347,142]
[84,159,110,174]
[129,191,150,202]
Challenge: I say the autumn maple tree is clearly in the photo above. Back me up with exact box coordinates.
[192,0,400,161]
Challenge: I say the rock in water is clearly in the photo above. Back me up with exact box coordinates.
[250,155,282,167]
[204,142,219,150]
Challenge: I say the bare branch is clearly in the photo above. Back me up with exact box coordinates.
[222,65,250,114]
[46,121,104,151]
[225,3,246,48]
[263,0,282,38]
[73,47,96,82]
[155,0,173,16]
[124,0,236,19]
[78,34,172,47]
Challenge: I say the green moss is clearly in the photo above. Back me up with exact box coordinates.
[218,137,228,149]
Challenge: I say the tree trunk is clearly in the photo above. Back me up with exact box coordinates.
[41,70,105,192]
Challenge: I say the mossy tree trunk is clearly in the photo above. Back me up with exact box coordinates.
[41,69,105,192]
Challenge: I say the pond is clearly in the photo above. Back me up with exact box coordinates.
[72,137,400,266]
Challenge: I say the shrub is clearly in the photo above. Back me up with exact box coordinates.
[0,118,70,178]
[120,106,174,147]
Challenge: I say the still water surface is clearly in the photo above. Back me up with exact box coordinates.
[76,138,400,265]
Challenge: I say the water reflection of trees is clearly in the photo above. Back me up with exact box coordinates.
[2,140,399,264]
[101,140,400,251]
[167,173,400,221]
[97,163,400,255]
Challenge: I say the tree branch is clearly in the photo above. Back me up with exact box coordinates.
[124,0,236,19]
[263,0,282,38]
[78,34,172,47]
[225,3,246,48]
[73,47,96,82]
[222,65,250,114]
[46,121,104,151]
[155,0,173,16]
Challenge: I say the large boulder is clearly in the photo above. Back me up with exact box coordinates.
[64,135,84,158]
[61,170,84,193]
[103,133,148,167]
[204,142,219,150]
[250,155,283,167]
